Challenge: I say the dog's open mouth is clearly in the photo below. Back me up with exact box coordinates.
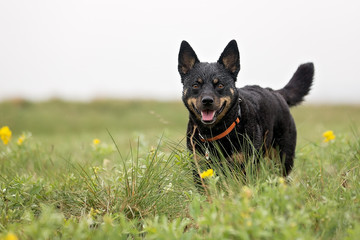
[193,102,226,125]
[201,110,216,122]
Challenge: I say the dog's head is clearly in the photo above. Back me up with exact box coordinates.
[178,40,240,127]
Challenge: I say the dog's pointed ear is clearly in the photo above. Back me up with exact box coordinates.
[218,40,240,79]
[178,41,200,77]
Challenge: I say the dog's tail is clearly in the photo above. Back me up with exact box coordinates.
[277,62,314,107]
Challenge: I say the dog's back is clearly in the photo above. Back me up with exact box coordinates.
[238,62,314,149]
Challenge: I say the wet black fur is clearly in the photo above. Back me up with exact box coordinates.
[178,40,314,179]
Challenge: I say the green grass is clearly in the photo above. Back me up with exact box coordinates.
[0,100,360,239]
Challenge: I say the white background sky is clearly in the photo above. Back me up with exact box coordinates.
[1,0,360,103]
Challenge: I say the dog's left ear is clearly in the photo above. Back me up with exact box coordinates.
[218,40,240,80]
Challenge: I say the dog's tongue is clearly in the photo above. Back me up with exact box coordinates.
[201,110,216,121]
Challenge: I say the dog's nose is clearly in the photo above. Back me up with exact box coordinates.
[202,96,214,105]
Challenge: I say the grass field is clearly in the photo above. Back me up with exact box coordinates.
[0,99,360,239]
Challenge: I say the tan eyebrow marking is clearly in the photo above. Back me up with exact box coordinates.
[197,78,203,84]
[213,79,219,84]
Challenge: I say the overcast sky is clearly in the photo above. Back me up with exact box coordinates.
[1,0,359,103]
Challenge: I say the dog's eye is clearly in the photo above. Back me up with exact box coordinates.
[218,84,224,89]
[192,84,199,89]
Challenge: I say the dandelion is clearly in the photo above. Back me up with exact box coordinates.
[0,126,12,145]
[3,232,19,240]
[17,134,26,145]
[200,169,214,179]
[278,177,287,189]
[278,177,285,185]
[323,130,335,142]
[93,138,101,145]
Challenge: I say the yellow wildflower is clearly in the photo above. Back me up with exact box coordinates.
[4,232,19,240]
[17,134,26,145]
[89,207,101,219]
[200,169,214,179]
[92,166,100,174]
[93,138,101,145]
[0,126,12,145]
[323,130,335,142]
[278,177,287,189]
[278,177,285,185]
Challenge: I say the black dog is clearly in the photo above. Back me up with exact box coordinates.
[178,40,314,178]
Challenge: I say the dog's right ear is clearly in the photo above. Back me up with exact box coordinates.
[178,41,200,78]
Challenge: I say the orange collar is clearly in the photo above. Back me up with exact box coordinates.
[199,117,240,142]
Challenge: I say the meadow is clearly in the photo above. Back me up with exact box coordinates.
[0,99,360,239]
